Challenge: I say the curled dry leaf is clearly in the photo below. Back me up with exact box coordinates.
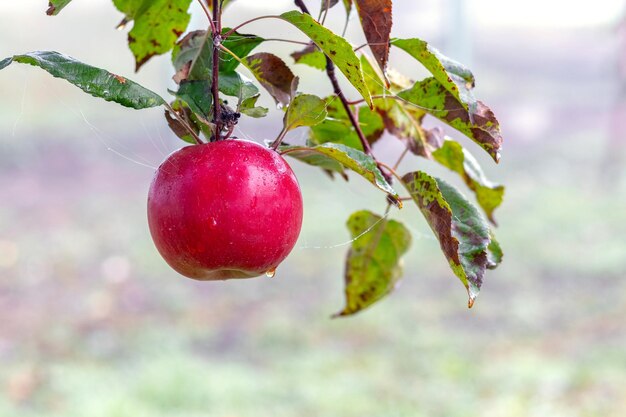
[355,0,393,81]
[245,52,296,106]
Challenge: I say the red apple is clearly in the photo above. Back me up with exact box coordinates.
[147,139,303,280]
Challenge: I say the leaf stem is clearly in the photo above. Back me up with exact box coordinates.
[377,161,406,188]
[393,145,410,170]
[264,38,311,46]
[211,0,222,140]
[163,102,205,145]
[222,16,280,39]
[320,0,331,25]
[196,0,216,33]
[293,0,392,184]
[218,44,248,68]
[270,127,288,150]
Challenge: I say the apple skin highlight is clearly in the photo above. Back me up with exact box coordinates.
[148,140,304,280]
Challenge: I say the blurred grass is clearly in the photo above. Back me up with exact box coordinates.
[0,128,625,416]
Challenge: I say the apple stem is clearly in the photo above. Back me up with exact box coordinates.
[270,127,288,150]
[211,0,222,140]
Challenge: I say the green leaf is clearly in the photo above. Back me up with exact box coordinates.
[46,0,73,15]
[218,29,265,73]
[281,142,399,202]
[360,56,431,157]
[283,94,327,131]
[309,97,362,151]
[171,29,264,119]
[397,77,503,162]
[402,171,494,305]
[0,51,164,109]
[280,144,345,175]
[335,210,411,317]
[308,95,383,152]
[172,29,264,81]
[112,0,193,70]
[0,58,11,71]
[487,232,503,270]
[239,94,268,118]
[280,10,372,107]
[174,80,212,117]
[172,30,206,79]
[219,72,258,102]
[432,139,505,224]
[291,43,326,71]
[173,73,258,119]
[392,38,477,115]
[244,53,296,106]
[358,105,385,143]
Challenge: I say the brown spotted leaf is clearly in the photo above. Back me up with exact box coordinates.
[360,55,431,157]
[432,139,505,224]
[112,0,193,71]
[281,143,399,202]
[392,38,477,115]
[335,210,411,317]
[46,0,73,15]
[397,77,503,162]
[402,171,494,305]
[281,10,372,107]
[244,53,295,106]
[355,0,392,78]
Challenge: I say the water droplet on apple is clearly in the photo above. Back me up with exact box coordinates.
[265,267,276,278]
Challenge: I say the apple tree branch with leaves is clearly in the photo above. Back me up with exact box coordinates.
[1,0,505,317]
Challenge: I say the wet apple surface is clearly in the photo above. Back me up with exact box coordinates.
[147,139,303,280]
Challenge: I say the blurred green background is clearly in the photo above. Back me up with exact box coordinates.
[1,1,626,416]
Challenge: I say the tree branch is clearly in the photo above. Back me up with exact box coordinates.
[293,0,391,182]
[324,59,375,158]
[211,0,222,140]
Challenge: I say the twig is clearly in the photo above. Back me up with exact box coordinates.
[294,0,392,183]
[196,0,216,33]
[393,145,410,170]
[324,59,374,158]
[211,0,222,139]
